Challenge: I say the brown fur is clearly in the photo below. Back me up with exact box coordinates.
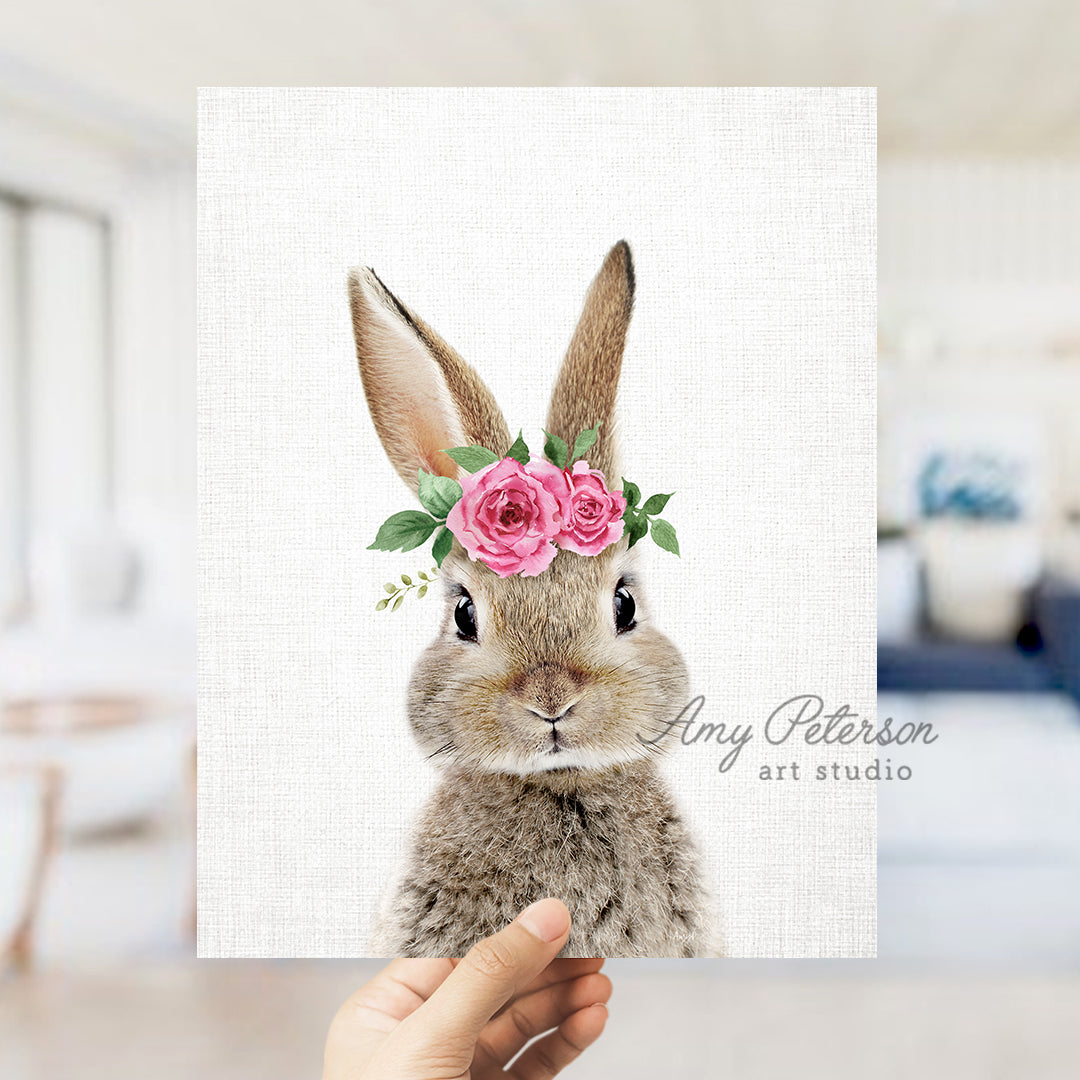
[546,240,634,481]
[375,762,706,958]
[349,243,717,957]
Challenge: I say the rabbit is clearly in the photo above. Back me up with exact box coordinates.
[348,241,717,958]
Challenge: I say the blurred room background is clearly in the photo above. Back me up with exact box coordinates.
[1,1,1079,1077]
[877,158,1080,969]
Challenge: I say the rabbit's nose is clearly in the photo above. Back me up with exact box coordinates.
[525,700,581,725]
[511,662,587,720]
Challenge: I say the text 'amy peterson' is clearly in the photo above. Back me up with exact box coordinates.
[638,694,938,774]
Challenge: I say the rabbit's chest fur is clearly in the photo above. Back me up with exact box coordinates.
[375,762,713,958]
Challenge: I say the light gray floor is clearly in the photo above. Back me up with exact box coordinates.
[4,960,1080,1079]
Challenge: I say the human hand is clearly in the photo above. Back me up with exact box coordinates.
[323,898,610,1079]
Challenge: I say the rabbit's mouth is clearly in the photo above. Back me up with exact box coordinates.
[523,701,578,756]
[521,720,645,773]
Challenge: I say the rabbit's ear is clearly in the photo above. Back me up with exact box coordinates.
[348,268,512,495]
[546,241,634,481]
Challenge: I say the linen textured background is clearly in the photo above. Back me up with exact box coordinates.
[198,87,877,958]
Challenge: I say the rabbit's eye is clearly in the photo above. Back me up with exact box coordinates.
[614,582,636,633]
[455,592,478,641]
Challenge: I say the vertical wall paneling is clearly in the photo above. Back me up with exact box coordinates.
[878,160,1080,531]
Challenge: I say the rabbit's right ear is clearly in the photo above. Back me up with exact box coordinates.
[546,241,635,482]
[348,269,511,496]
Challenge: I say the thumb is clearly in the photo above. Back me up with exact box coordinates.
[406,899,571,1051]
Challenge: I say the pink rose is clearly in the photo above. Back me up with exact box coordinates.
[446,457,571,577]
[556,460,627,556]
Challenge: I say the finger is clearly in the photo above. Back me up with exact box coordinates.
[491,957,605,1018]
[509,1004,609,1080]
[373,958,457,1007]
[478,971,612,1064]
[338,959,456,1032]
[324,959,457,1080]
[406,898,571,1050]
[450,952,605,985]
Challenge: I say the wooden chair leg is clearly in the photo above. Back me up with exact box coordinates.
[2,767,62,973]
[9,924,33,973]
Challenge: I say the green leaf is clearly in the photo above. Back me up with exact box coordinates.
[384,583,398,594]
[369,511,440,553]
[621,478,641,509]
[626,512,650,549]
[432,526,453,568]
[417,469,463,518]
[569,424,600,465]
[430,566,438,575]
[416,584,428,599]
[375,598,388,611]
[506,430,530,466]
[542,430,569,470]
[400,573,412,586]
[642,492,673,516]
[418,572,430,582]
[391,593,404,611]
[442,445,499,473]
[650,518,680,556]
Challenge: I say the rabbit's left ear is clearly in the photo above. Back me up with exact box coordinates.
[348,268,512,496]
[546,241,635,482]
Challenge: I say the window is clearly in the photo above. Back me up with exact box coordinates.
[0,85,195,627]
[1,193,113,621]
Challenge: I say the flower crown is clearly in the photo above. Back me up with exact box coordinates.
[370,426,678,600]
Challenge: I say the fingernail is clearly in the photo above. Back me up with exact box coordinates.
[517,898,570,942]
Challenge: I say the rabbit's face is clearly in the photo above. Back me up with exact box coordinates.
[407,545,689,775]
[349,241,676,776]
